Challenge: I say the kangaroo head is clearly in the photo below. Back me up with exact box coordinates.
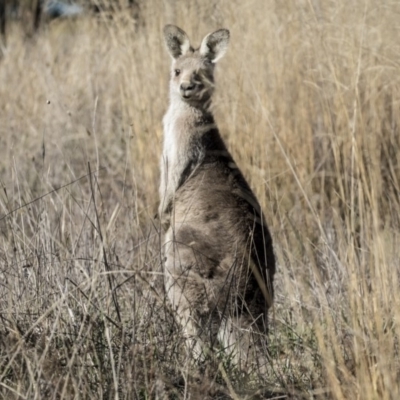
[163,25,230,106]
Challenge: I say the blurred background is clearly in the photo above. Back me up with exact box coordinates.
[0,1,400,398]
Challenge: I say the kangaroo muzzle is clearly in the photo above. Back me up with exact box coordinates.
[180,81,195,98]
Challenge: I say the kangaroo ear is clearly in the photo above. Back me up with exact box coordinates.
[199,29,230,63]
[163,25,191,59]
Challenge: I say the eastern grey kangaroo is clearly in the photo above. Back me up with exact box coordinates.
[159,25,275,369]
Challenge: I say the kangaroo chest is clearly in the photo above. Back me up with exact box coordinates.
[162,108,198,189]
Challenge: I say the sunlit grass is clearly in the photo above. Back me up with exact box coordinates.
[1,0,400,398]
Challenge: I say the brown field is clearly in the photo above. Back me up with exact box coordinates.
[1,0,400,398]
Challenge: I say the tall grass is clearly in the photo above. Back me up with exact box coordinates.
[1,0,400,398]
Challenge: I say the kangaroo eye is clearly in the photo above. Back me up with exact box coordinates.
[174,69,181,76]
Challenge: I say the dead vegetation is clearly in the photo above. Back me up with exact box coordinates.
[1,0,400,398]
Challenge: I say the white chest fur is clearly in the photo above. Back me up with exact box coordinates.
[159,102,193,215]
[162,106,179,173]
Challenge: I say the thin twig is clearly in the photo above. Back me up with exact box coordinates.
[0,167,106,222]
[87,162,121,323]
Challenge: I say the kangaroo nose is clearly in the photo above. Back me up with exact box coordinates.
[180,82,195,91]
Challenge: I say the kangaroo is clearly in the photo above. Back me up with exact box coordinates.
[159,25,275,370]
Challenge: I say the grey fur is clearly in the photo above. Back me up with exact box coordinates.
[159,25,275,369]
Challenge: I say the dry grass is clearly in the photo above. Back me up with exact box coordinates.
[1,0,400,398]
